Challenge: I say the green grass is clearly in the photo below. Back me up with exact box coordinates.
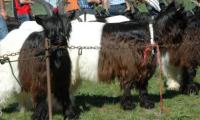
[1,68,200,120]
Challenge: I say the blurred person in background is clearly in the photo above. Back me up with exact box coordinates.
[13,0,33,23]
[65,0,80,16]
[0,0,8,39]
[103,0,128,16]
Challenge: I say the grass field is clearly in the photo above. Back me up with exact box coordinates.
[1,0,200,120]
[1,68,200,120]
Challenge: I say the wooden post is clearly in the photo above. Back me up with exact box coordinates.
[45,38,53,120]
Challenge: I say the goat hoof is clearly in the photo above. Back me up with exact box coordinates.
[120,97,135,110]
[64,108,76,120]
[140,100,154,109]
[182,83,199,95]
[140,96,154,109]
[32,101,48,120]
[32,109,48,120]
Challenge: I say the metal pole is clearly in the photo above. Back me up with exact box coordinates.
[45,38,53,120]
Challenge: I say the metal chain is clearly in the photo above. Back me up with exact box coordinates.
[0,41,200,63]
[0,52,20,59]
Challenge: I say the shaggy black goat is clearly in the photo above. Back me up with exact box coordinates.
[18,14,75,119]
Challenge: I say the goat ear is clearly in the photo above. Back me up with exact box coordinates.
[176,4,185,17]
[171,0,184,11]
[178,4,184,12]
[167,1,176,9]
[35,15,44,26]
[61,15,71,40]
[67,12,76,21]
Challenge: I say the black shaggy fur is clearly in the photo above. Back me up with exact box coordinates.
[18,14,75,119]
[98,20,157,110]
[154,2,200,94]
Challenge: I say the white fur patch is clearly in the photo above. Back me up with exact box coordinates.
[105,15,130,23]
[72,14,130,23]
[0,21,43,107]
[69,22,105,92]
[161,52,181,90]
[166,78,180,91]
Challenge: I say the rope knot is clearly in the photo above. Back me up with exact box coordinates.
[142,44,158,66]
